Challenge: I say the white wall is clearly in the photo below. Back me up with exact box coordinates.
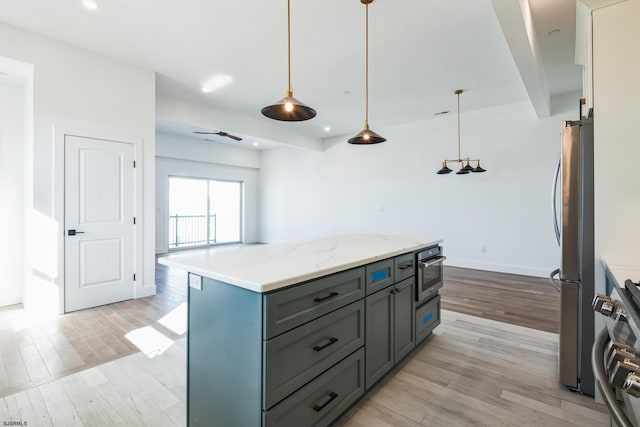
[592,0,640,310]
[0,23,156,313]
[155,132,260,253]
[259,93,581,277]
[0,81,25,307]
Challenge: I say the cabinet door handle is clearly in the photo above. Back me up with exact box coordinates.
[313,292,339,303]
[390,289,397,294]
[394,287,402,293]
[313,337,338,352]
[312,391,338,412]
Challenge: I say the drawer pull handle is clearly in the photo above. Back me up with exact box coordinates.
[395,287,402,294]
[313,337,339,352]
[312,391,338,412]
[314,292,339,303]
[398,262,413,270]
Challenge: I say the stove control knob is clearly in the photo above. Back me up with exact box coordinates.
[610,359,640,388]
[606,341,636,362]
[593,294,613,315]
[600,301,615,317]
[614,306,628,321]
[623,373,640,397]
[608,348,639,373]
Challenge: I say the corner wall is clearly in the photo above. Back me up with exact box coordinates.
[0,81,25,307]
[0,22,156,313]
[259,93,581,277]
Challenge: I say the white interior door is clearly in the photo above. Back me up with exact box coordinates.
[64,135,135,312]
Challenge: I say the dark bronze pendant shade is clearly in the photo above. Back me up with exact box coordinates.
[437,161,452,174]
[261,0,316,122]
[261,90,317,121]
[349,0,385,145]
[437,89,486,175]
[348,124,386,145]
[472,160,486,173]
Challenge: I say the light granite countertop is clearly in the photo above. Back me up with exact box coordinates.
[158,234,442,293]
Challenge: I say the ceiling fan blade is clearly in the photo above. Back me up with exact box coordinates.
[218,131,243,141]
[193,130,243,141]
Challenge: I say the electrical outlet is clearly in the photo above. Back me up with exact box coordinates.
[480,245,487,253]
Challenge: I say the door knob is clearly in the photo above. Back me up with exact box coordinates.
[67,229,85,236]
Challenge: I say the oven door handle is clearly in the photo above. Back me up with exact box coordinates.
[592,327,635,427]
[419,256,447,268]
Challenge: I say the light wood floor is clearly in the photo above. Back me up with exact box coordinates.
[0,262,607,426]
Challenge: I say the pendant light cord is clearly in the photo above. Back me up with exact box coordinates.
[457,90,461,160]
[287,0,292,95]
[365,2,369,128]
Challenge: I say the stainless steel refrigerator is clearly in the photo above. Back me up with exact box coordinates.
[550,116,594,396]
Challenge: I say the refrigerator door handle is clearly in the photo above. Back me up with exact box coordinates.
[552,154,561,246]
[549,268,561,292]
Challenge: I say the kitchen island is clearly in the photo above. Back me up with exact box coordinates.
[160,234,442,427]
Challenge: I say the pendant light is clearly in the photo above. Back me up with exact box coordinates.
[348,0,386,145]
[261,0,316,121]
[437,89,486,174]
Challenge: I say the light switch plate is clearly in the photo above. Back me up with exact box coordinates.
[189,273,203,291]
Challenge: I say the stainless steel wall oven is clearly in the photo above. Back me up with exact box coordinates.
[416,246,445,305]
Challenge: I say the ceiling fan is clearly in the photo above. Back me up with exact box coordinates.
[193,130,243,141]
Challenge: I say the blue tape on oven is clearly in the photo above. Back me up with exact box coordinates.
[422,313,433,324]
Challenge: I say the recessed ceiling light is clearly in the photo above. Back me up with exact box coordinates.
[435,110,450,116]
[82,0,99,10]
[252,142,259,147]
[201,74,233,93]
[324,126,331,132]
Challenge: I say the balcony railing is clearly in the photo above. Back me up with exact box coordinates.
[169,214,217,248]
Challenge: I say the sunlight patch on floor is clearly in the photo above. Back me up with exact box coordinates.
[125,325,174,358]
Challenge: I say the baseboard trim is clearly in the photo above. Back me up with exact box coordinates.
[445,258,553,278]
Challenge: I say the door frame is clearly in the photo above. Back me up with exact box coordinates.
[54,125,143,314]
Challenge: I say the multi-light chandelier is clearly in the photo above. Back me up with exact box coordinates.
[437,89,486,175]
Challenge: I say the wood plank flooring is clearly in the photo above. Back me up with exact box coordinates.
[440,266,559,333]
[0,258,605,426]
[335,311,607,427]
[0,311,606,426]
[0,258,186,398]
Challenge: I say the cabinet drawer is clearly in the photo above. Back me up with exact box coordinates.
[263,348,365,427]
[394,253,416,282]
[416,295,440,344]
[365,259,395,295]
[264,300,365,409]
[264,267,365,339]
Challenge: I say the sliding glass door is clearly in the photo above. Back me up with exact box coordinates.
[169,177,242,249]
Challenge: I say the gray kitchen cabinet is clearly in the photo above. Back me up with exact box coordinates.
[365,258,395,295]
[365,276,415,390]
[364,284,394,389]
[187,249,432,426]
[393,277,416,361]
[416,294,441,344]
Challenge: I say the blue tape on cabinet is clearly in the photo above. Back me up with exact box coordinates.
[371,269,389,283]
[422,313,433,324]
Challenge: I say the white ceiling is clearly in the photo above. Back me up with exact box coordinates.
[0,0,582,146]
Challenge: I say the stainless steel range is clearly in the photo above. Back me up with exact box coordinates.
[593,265,640,426]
